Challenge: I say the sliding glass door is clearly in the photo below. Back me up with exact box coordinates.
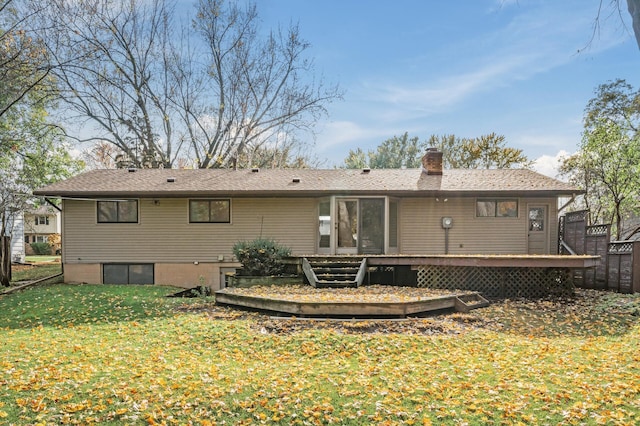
[334,198,385,255]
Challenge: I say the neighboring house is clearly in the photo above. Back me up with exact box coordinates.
[23,207,62,255]
[33,149,580,289]
[6,211,25,263]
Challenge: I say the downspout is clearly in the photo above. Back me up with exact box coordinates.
[44,197,63,280]
[44,198,62,212]
[558,194,576,214]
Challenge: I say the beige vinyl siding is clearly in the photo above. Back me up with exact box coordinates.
[62,198,317,264]
[400,196,559,255]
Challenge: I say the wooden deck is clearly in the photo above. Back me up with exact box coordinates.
[218,255,600,315]
[293,254,601,298]
[305,254,601,269]
[214,288,489,318]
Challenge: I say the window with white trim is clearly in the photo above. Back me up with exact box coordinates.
[35,216,49,225]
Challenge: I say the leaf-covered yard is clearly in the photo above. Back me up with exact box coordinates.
[1,285,640,425]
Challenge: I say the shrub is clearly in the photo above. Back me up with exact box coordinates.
[232,238,292,276]
[30,242,52,255]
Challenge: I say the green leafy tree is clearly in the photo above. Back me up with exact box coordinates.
[428,133,531,169]
[342,147,369,169]
[343,133,424,169]
[562,121,640,240]
[561,79,640,240]
[584,79,640,133]
[344,132,529,170]
[0,100,83,286]
[1,1,75,285]
[0,13,81,286]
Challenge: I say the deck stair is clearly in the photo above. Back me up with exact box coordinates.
[303,256,367,288]
[454,293,490,312]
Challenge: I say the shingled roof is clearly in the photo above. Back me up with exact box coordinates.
[33,168,580,198]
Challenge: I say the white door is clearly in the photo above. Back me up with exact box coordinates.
[527,205,549,254]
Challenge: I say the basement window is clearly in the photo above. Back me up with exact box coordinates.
[103,264,154,284]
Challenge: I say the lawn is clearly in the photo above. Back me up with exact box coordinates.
[10,263,62,283]
[1,285,640,425]
[24,256,61,263]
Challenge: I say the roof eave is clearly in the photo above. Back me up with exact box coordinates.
[33,188,583,199]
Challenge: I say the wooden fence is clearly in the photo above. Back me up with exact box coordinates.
[583,224,610,289]
[607,241,640,293]
[560,210,588,255]
[560,211,640,293]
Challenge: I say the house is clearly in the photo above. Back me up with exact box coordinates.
[33,149,580,289]
[23,207,62,255]
[5,211,25,263]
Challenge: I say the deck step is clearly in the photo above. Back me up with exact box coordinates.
[454,293,490,312]
[312,267,359,274]
[316,273,357,279]
[303,257,367,289]
[315,280,358,288]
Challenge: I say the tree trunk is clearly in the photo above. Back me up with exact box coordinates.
[0,236,11,286]
[629,0,640,50]
[615,200,623,241]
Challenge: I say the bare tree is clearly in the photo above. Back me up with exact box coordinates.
[0,0,53,121]
[81,141,122,169]
[39,0,183,168]
[37,0,340,170]
[590,0,640,49]
[627,0,640,48]
[185,0,342,169]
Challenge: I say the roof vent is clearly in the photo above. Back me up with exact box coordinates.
[251,168,260,173]
[362,168,371,173]
[292,178,301,183]
[127,167,137,173]
[167,177,176,183]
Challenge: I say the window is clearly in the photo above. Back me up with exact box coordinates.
[97,200,138,223]
[103,264,154,284]
[189,199,230,223]
[476,199,518,217]
[389,200,398,248]
[35,216,49,225]
[318,200,331,248]
[35,235,47,243]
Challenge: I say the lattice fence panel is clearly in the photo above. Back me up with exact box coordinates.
[417,266,573,298]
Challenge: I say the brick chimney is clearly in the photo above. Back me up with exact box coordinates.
[421,148,443,175]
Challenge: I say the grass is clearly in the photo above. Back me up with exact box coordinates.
[10,263,62,283]
[0,285,639,425]
[24,255,61,263]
